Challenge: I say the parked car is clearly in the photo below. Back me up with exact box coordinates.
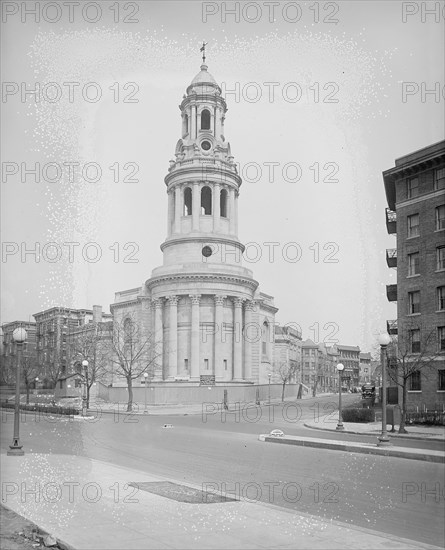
[361,383,376,399]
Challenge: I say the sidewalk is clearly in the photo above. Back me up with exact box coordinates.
[86,393,330,417]
[304,413,445,441]
[1,452,442,550]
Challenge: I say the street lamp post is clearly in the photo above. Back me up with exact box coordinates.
[8,327,27,456]
[143,372,149,413]
[378,332,391,446]
[81,359,88,417]
[336,363,345,431]
[268,373,272,405]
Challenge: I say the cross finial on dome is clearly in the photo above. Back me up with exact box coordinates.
[200,41,207,64]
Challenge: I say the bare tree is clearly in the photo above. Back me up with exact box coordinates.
[312,352,328,397]
[107,315,161,411]
[0,354,14,385]
[386,325,441,433]
[277,361,298,402]
[67,322,111,408]
[41,354,63,390]
[21,352,40,404]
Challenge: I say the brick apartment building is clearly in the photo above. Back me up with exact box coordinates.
[359,352,372,384]
[334,345,361,389]
[301,340,338,392]
[1,321,37,385]
[384,140,445,409]
[33,306,112,388]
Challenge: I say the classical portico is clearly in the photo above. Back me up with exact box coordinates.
[112,59,278,385]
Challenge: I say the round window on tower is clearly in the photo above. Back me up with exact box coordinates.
[202,246,212,258]
[201,140,211,151]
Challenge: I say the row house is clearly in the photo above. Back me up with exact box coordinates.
[335,345,361,389]
[273,325,302,383]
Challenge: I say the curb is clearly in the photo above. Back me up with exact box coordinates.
[1,503,76,550]
[90,407,204,416]
[259,434,445,463]
[303,422,445,442]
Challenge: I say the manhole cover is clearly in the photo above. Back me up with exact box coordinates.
[128,482,238,504]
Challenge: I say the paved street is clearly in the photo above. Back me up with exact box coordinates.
[1,395,444,548]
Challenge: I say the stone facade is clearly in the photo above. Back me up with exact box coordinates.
[111,63,278,386]
[273,325,302,384]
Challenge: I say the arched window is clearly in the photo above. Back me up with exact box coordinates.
[201,109,211,130]
[220,189,227,217]
[201,186,212,215]
[184,114,188,134]
[262,321,269,356]
[184,187,192,216]
[124,318,134,344]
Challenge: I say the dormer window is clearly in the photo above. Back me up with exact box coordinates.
[201,109,210,130]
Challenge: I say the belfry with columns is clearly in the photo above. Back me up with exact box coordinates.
[111,59,278,386]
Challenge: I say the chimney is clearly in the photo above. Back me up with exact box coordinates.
[93,305,102,324]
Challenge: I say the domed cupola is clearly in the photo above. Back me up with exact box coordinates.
[186,64,221,95]
[161,48,245,263]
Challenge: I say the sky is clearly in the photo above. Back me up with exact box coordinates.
[1,0,444,352]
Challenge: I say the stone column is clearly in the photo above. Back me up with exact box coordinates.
[174,186,181,233]
[190,104,196,139]
[214,107,220,139]
[167,295,178,379]
[244,300,255,381]
[190,294,201,381]
[167,190,174,237]
[214,295,226,380]
[213,182,220,232]
[229,188,236,234]
[234,190,239,234]
[233,298,244,380]
[192,182,200,231]
[153,298,164,380]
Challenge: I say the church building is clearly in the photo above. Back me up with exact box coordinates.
[111,59,278,386]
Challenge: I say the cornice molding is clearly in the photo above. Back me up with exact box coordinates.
[146,272,259,293]
[396,188,445,209]
[160,235,245,253]
[110,300,140,311]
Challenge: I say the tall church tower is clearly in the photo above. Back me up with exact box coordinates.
[113,60,278,386]
[161,61,244,268]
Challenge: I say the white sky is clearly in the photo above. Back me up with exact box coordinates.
[1,0,444,352]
